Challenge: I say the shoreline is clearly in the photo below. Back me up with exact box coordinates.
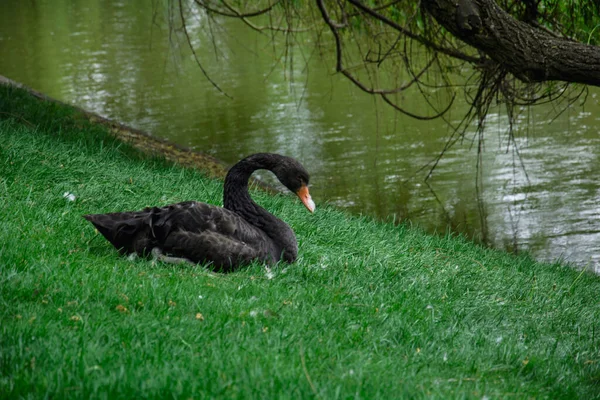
[0,74,229,179]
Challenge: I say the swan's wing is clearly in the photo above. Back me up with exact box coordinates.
[162,230,271,271]
[151,202,279,265]
[85,201,277,268]
[150,201,272,249]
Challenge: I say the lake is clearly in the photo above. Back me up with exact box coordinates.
[1,0,599,271]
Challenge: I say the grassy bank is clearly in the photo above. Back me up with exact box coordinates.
[1,84,599,399]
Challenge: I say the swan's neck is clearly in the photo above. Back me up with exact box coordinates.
[223,154,297,261]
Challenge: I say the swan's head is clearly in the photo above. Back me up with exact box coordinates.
[273,156,316,213]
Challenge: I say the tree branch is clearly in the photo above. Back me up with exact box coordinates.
[346,0,481,64]
[193,0,280,18]
[317,0,452,119]
[422,0,600,85]
[178,0,232,98]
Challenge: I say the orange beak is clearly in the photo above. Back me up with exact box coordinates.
[296,185,315,213]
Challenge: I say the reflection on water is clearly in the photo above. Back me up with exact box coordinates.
[1,0,599,271]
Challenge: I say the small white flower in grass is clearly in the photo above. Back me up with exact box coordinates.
[443,353,448,362]
[198,295,204,300]
[264,267,275,280]
[249,310,258,317]
[63,192,76,202]
[482,396,490,400]
[495,336,503,344]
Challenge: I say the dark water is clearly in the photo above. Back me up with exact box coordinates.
[1,0,599,271]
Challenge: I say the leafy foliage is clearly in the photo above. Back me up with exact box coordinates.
[498,0,600,44]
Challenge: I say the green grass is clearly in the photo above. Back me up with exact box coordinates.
[1,84,600,399]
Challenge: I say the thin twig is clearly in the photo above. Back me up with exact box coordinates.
[195,0,280,18]
[178,0,232,99]
[0,112,35,127]
[346,0,480,63]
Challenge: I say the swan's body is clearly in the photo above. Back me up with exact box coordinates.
[84,153,314,271]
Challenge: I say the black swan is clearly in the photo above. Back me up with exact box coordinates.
[84,153,315,271]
